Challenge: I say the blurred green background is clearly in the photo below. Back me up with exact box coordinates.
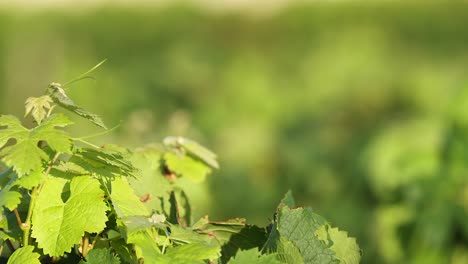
[1,2,468,263]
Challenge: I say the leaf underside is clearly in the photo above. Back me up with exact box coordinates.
[48,86,107,129]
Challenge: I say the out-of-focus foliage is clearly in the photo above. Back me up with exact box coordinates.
[0,2,468,263]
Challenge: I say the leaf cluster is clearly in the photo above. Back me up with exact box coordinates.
[0,66,360,263]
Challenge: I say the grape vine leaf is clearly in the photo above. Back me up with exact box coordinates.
[227,248,282,264]
[15,170,44,190]
[120,214,166,237]
[169,225,213,246]
[264,192,361,264]
[70,148,135,179]
[168,189,192,226]
[277,207,338,264]
[263,191,295,254]
[0,210,22,242]
[24,95,53,124]
[6,245,40,264]
[31,176,108,256]
[47,83,107,129]
[0,177,22,210]
[126,229,161,263]
[144,243,220,264]
[276,237,304,264]
[163,137,219,169]
[0,114,73,176]
[316,227,361,264]
[164,152,211,183]
[192,217,268,263]
[168,216,267,264]
[109,176,149,219]
[128,146,171,213]
[164,243,220,261]
[108,176,159,263]
[79,248,121,264]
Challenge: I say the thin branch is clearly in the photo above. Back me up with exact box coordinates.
[13,208,24,229]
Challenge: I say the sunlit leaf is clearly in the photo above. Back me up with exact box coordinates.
[164,152,211,183]
[228,248,281,264]
[24,95,53,124]
[80,248,121,264]
[109,176,149,219]
[6,246,40,264]
[31,176,108,256]
[0,114,73,176]
[163,137,219,169]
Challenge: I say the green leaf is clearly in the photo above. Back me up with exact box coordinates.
[164,137,219,169]
[276,237,304,264]
[0,114,73,176]
[263,191,296,255]
[164,152,211,183]
[265,192,361,264]
[109,176,149,219]
[128,146,172,214]
[168,216,267,263]
[228,248,282,264]
[15,170,44,190]
[47,83,107,129]
[279,190,296,209]
[277,207,338,264]
[165,242,220,260]
[6,245,40,264]
[31,176,108,256]
[196,218,267,263]
[321,227,361,264]
[24,95,53,124]
[0,210,22,242]
[121,213,166,234]
[0,190,21,211]
[109,237,139,264]
[127,229,161,262]
[70,148,135,179]
[80,248,121,264]
[169,225,214,245]
[142,242,220,264]
[0,177,22,210]
[168,189,192,226]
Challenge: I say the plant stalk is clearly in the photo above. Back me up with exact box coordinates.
[82,233,90,258]
[13,208,23,229]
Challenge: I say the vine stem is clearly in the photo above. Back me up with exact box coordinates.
[22,152,60,246]
[13,208,23,228]
[82,232,90,258]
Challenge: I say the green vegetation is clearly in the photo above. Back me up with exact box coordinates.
[0,70,360,263]
[0,2,468,263]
